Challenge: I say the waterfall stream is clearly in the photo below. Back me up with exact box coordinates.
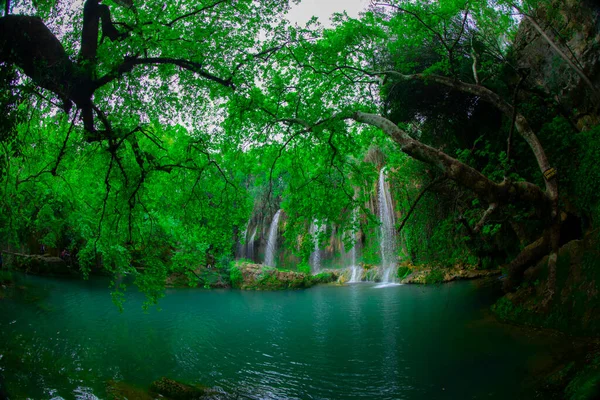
[238,222,249,259]
[309,220,324,273]
[348,209,361,283]
[264,210,282,267]
[248,225,258,262]
[378,167,397,283]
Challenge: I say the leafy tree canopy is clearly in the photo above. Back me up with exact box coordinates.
[1,0,595,305]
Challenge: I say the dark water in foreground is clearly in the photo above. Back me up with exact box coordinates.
[0,275,553,399]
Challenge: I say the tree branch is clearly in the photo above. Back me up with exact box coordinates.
[397,176,444,233]
[164,0,228,27]
[511,2,599,103]
[51,111,79,176]
[470,36,480,85]
[352,111,550,209]
[95,57,234,90]
[473,203,498,234]
[375,70,558,207]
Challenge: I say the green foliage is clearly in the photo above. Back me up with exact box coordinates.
[0,0,597,312]
[0,270,14,284]
[396,266,411,280]
[216,254,234,271]
[229,266,243,289]
[297,261,311,275]
[491,297,525,321]
[311,272,335,284]
[565,359,600,400]
[574,125,600,223]
[424,268,445,284]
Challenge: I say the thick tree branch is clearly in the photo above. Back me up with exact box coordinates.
[95,57,234,90]
[473,203,498,234]
[352,111,550,210]
[376,70,558,208]
[470,36,480,85]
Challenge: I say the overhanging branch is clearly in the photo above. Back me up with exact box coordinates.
[95,57,235,90]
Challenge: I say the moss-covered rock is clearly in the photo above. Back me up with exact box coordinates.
[106,380,154,400]
[401,267,500,284]
[167,267,231,289]
[149,377,210,399]
[8,253,74,276]
[231,262,339,290]
[311,271,337,284]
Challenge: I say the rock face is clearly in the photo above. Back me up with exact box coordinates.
[401,268,501,284]
[230,262,337,290]
[6,253,73,276]
[514,0,600,129]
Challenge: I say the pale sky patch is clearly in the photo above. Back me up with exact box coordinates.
[286,0,370,27]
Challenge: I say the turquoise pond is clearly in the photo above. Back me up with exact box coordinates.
[0,274,555,399]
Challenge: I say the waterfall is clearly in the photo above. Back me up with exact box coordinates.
[378,167,397,283]
[348,209,361,283]
[349,231,361,282]
[264,210,282,267]
[248,225,258,262]
[238,222,249,259]
[309,220,324,273]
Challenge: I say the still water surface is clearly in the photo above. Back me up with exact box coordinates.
[0,275,550,399]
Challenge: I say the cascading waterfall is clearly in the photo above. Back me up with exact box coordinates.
[238,222,249,259]
[348,209,361,283]
[309,220,324,273]
[378,167,397,283]
[264,210,282,267]
[349,230,361,282]
[247,226,258,262]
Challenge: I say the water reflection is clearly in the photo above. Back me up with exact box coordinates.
[0,276,553,399]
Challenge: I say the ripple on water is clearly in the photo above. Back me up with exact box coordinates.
[0,274,558,400]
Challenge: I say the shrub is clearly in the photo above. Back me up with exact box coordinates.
[424,268,445,284]
[312,272,335,284]
[397,266,411,280]
[297,261,310,275]
[229,266,242,288]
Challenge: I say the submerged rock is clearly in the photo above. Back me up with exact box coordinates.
[106,380,154,400]
[107,377,222,400]
[150,377,212,399]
